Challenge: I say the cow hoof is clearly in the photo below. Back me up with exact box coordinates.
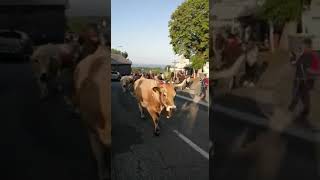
[154,127,160,136]
[154,130,160,136]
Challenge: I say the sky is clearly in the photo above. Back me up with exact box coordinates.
[111,0,185,65]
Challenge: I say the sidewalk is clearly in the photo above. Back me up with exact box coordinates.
[228,50,320,130]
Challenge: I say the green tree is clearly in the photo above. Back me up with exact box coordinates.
[68,17,89,33]
[191,54,206,70]
[258,0,307,51]
[169,0,209,60]
[122,51,128,59]
[112,49,129,59]
[258,0,303,26]
[111,48,122,55]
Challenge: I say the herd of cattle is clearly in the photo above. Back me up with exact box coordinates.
[30,27,111,180]
[28,26,182,179]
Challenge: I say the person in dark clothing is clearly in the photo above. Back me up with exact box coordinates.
[243,41,259,87]
[288,38,315,122]
[222,32,243,69]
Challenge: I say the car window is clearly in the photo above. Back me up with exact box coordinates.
[0,31,21,39]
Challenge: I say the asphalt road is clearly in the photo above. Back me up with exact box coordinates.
[111,81,209,180]
[211,94,320,180]
[0,60,99,180]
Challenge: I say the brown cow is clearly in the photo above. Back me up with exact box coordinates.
[78,26,100,62]
[120,75,134,93]
[73,34,111,180]
[133,77,177,136]
[31,41,80,99]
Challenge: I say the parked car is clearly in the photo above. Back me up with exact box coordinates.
[0,30,33,61]
[111,71,121,81]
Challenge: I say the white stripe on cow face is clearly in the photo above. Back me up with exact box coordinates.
[166,105,177,112]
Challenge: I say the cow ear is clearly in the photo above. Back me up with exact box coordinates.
[153,87,165,93]
[152,87,161,93]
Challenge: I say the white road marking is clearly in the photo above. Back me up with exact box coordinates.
[175,94,209,107]
[171,94,209,159]
[172,129,209,160]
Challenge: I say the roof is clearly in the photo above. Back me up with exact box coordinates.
[111,53,132,65]
[0,0,69,7]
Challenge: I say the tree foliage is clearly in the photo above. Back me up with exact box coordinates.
[169,0,209,62]
[122,52,128,59]
[132,67,164,74]
[191,54,206,70]
[68,21,88,33]
[258,0,303,25]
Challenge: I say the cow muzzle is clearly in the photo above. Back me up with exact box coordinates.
[165,105,176,118]
[166,105,176,112]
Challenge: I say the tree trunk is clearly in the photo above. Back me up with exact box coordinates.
[279,21,298,51]
[269,20,275,53]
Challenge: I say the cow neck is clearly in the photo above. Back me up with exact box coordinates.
[157,81,167,111]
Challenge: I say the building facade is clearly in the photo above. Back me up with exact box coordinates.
[170,55,191,72]
[302,0,320,50]
[0,0,69,45]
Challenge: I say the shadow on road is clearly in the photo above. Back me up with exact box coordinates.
[0,61,99,180]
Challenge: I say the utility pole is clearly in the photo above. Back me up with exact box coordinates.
[172,55,177,81]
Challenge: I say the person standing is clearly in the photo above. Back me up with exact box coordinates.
[185,75,191,89]
[288,38,319,123]
[222,32,242,69]
[199,74,209,100]
[243,41,259,87]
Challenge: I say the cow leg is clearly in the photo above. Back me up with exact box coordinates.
[154,118,160,136]
[56,68,64,92]
[89,132,110,180]
[122,85,126,93]
[138,103,145,119]
[38,79,48,99]
[148,109,160,136]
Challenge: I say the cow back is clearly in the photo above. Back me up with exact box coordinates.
[134,78,158,101]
